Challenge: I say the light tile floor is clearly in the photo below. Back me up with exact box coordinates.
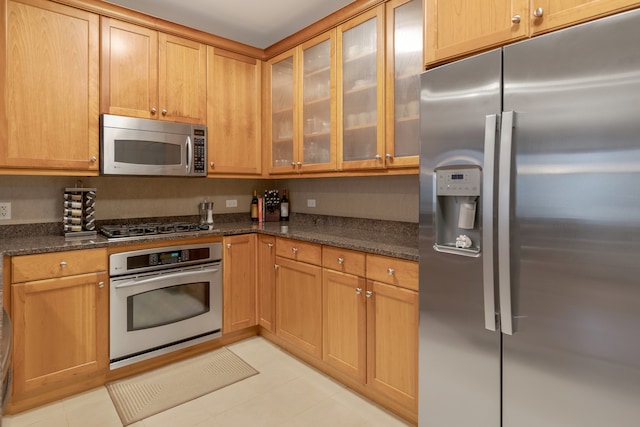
[4,337,413,427]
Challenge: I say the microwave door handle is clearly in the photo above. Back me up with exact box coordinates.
[114,268,219,289]
[186,136,193,174]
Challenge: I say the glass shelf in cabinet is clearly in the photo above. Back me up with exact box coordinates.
[303,96,331,106]
[304,65,331,78]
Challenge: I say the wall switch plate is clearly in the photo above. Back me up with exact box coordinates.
[226,199,238,208]
[0,202,11,220]
[307,199,316,208]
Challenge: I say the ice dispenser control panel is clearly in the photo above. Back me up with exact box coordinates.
[436,169,481,196]
[434,166,481,257]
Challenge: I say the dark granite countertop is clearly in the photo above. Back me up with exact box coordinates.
[0,215,418,261]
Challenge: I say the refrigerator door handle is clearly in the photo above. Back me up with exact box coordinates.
[498,111,516,335]
[482,114,499,331]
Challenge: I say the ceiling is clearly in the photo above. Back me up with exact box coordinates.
[105,0,355,49]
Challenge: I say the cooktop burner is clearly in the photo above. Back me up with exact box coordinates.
[101,222,211,240]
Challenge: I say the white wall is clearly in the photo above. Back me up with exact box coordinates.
[0,174,418,225]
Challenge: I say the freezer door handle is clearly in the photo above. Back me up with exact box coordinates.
[482,114,498,331]
[498,111,516,335]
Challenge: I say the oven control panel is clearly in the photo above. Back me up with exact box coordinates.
[110,242,222,276]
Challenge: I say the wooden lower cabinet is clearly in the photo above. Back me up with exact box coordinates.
[322,269,367,382]
[257,235,276,332]
[275,256,322,358]
[366,279,419,411]
[223,234,257,333]
[9,249,109,410]
[323,269,419,412]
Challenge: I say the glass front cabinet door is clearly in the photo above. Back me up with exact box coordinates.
[267,31,337,175]
[337,6,385,170]
[385,0,423,168]
[298,31,337,173]
[267,49,297,174]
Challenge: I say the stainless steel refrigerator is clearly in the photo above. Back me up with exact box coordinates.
[418,9,640,427]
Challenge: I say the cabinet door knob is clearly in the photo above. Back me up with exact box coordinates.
[226,243,231,249]
[90,156,97,163]
[267,243,273,248]
[210,162,215,167]
[98,281,105,288]
[533,7,544,17]
[151,108,157,114]
[296,162,302,167]
[162,109,168,115]
[385,153,392,159]
[292,247,298,254]
[337,257,344,264]
[365,290,373,298]
[375,154,382,160]
[355,287,362,295]
[274,264,279,270]
[60,261,67,268]
[387,267,395,276]
[511,14,521,24]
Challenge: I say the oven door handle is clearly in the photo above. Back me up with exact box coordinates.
[113,268,219,289]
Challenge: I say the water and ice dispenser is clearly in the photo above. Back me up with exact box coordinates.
[434,165,481,256]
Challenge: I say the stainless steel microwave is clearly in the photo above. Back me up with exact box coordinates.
[100,114,207,177]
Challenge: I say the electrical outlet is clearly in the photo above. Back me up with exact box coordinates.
[225,199,238,208]
[307,199,316,208]
[0,202,11,220]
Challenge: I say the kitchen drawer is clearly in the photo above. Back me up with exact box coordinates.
[366,254,418,291]
[12,248,108,283]
[276,238,321,265]
[322,246,366,276]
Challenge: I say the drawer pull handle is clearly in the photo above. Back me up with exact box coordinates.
[355,287,362,295]
[337,257,344,264]
[292,247,298,254]
[60,261,67,268]
[387,268,395,276]
[366,290,373,298]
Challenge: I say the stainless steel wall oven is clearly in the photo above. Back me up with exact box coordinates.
[109,242,222,369]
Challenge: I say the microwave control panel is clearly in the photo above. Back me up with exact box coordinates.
[193,128,206,174]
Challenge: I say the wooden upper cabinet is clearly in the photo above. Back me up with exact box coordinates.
[101,18,206,124]
[207,47,262,175]
[158,33,207,124]
[425,0,640,67]
[337,5,386,171]
[425,0,529,67]
[266,48,299,175]
[100,18,158,120]
[298,30,337,173]
[530,0,640,35]
[2,0,99,173]
[265,31,337,175]
[385,0,423,169]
